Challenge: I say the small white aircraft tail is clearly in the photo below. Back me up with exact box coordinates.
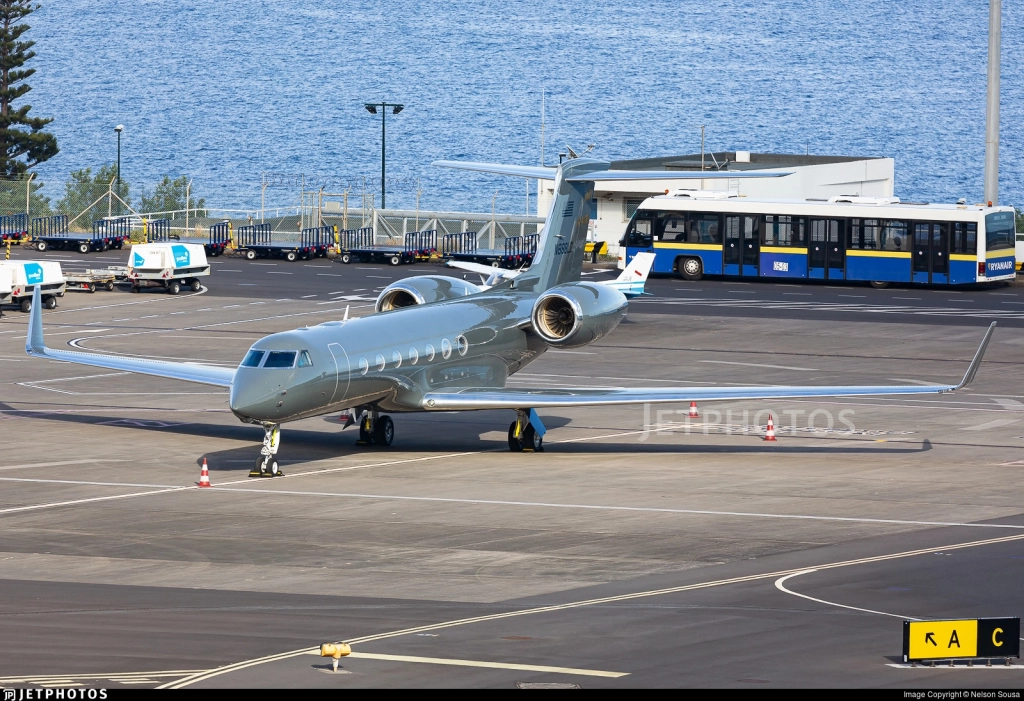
[606,252,655,297]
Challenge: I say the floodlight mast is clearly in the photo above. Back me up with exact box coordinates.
[365,102,404,209]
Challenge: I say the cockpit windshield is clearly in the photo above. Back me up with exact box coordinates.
[240,350,265,367]
[264,351,297,368]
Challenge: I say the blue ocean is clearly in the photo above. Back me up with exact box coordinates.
[30,1,1023,214]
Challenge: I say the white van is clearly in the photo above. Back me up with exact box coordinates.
[0,260,66,312]
[127,242,210,294]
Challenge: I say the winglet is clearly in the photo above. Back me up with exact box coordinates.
[26,285,46,356]
[953,321,996,390]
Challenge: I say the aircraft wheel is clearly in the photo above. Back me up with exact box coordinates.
[677,256,702,281]
[358,424,373,444]
[523,424,543,452]
[507,421,524,452]
[374,415,394,447]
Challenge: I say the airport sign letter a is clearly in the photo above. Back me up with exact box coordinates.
[904,618,1020,662]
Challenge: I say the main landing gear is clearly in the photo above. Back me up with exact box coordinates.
[508,408,545,452]
[249,423,284,478]
[356,408,394,447]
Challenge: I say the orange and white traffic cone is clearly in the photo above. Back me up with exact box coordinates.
[198,458,212,487]
[763,414,778,442]
[688,401,699,418]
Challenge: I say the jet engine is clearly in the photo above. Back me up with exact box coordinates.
[530,282,627,349]
[375,276,482,313]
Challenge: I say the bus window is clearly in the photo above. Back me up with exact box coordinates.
[951,222,977,254]
[623,213,654,247]
[849,219,881,249]
[658,213,687,242]
[879,221,908,251]
[690,214,722,243]
[985,212,1015,252]
[764,215,804,246]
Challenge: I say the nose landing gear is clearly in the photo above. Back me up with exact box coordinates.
[249,423,285,477]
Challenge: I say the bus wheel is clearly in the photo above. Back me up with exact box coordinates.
[869,281,890,289]
[677,257,702,281]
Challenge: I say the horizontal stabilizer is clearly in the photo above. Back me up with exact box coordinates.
[432,160,557,180]
[565,170,792,182]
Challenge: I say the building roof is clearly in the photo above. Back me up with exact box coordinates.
[609,152,886,172]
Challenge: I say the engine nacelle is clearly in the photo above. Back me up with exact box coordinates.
[530,282,627,349]
[375,275,482,313]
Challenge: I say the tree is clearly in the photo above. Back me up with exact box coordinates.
[56,165,128,229]
[1016,207,1023,234]
[0,1,57,176]
[137,175,206,216]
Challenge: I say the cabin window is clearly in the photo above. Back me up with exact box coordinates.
[409,347,419,365]
[456,335,469,356]
[392,350,402,368]
[297,350,313,368]
[441,338,452,359]
[375,354,386,371]
[359,357,369,375]
[425,344,435,361]
[241,350,265,368]
[263,351,297,368]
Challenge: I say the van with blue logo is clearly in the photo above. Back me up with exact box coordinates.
[0,260,66,312]
[126,242,210,295]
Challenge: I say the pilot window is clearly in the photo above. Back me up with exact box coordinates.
[241,350,265,368]
[623,215,654,247]
[263,351,297,368]
[297,350,313,368]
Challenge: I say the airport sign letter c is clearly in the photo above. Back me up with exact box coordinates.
[993,628,1003,647]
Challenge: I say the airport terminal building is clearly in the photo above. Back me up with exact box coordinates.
[535,152,896,253]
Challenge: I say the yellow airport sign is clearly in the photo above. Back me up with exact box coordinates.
[903,618,1020,662]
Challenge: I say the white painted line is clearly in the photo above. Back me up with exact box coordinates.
[317,273,342,276]
[266,272,293,275]
[165,532,1024,688]
[0,459,131,472]
[341,651,628,677]
[700,360,818,371]
[775,570,912,620]
[0,671,203,683]
[962,418,1021,431]
[0,476,179,486]
[0,486,190,515]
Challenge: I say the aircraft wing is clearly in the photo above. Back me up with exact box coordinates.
[432,161,557,180]
[445,260,521,279]
[422,323,995,410]
[565,169,792,182]
[24,287,235,388]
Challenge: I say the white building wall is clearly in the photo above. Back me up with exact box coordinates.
[535,158,896,252]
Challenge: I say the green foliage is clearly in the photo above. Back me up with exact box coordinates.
[137,175,206,215]
[1016,207,1023,234]
[0,1,58,176]
[56,164,130,228]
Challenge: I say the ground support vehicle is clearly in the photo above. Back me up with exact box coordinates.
[619,193,1017,287]
[337,228,430,266]
[127,243,210,294]
[31,215,130,253]
[237,224,329,261]
[0,213,28,244]
[64,268,123,293]
[0,260,65,311]
[443,232,538,269]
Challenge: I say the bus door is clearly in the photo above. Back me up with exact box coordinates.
[912,223,949,284]
[723,216,741,275]
[741,216,759,276]
[621,211,655,267]
[809,219,845,279]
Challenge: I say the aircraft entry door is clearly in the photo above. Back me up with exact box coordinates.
[328,342,350,404]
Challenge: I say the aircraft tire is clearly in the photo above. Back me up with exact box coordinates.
[375,415,394,447]
[523,424,543,452]
[507,421,524,452]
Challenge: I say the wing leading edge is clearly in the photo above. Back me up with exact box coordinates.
[24,287,235,388]
[422,322,996,410]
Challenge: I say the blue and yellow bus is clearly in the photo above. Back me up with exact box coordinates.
[618,193,1017,288]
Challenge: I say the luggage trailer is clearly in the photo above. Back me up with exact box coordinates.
[337,228,436,266]
[0,214,28,243]
[31,215,131,253]
[146,219,230,257]
[237,224,331,261]
[443,232,539,269]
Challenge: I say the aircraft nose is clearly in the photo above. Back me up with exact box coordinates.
[229,379,277,421]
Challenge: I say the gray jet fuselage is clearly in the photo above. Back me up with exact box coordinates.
[228,286,551,424]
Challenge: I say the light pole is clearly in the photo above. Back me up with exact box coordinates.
[114,124,123,215]
[364,102,403,209]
